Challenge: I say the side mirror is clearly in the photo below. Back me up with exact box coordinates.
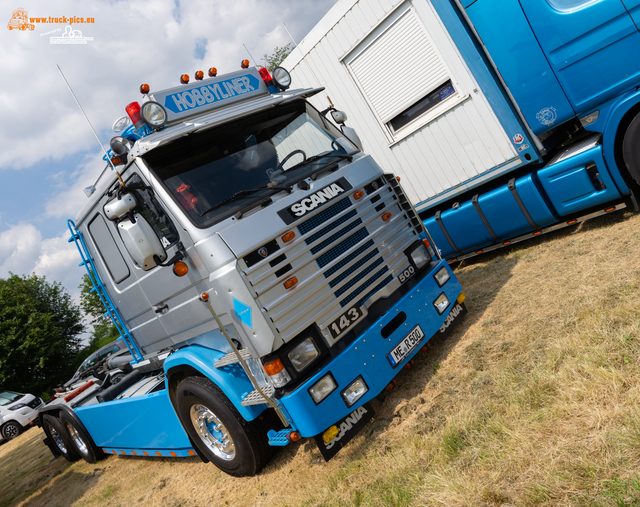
[341,125,363,151]
[104,193,136,220]
[331,110,347,124]
[118,213,167,270]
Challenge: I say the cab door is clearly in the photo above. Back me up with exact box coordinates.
[520,0,640,115]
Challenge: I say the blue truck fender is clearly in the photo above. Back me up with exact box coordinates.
[163,344,266,422]
[585,87,640,195]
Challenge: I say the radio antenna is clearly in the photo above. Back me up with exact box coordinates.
[242,44,259,68]
[56,64,124,186]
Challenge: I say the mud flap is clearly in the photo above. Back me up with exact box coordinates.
[438,302,467,341]
[314,402,375,461]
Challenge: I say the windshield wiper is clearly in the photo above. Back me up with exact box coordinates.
[200,183,292,217]
[284,152,353,174]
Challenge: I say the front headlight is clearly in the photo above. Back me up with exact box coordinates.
[341,376,368,407]
[288,337,319,372]
[308,373,337,405]
[434,266,451,287]
[9,403,26,411]
[433,293,450,315]
[410,244,431,269]
[141,101,168,129]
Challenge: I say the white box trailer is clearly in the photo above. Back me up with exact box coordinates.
[282,0,540,213]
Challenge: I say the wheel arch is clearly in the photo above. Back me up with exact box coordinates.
[601,88,640,192]
[164,344,266,423]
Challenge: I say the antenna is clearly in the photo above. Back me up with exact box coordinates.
[56,64,125,187]
[242,44,259,68]
[282,22,298,47]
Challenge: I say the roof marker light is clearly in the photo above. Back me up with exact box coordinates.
[258,68,274,87]
[139,83,150,94]
[194,70,204,81]
[125,102,145,130]
[208,67,217,77]
[180,74,189,84]
[241,59,250,69]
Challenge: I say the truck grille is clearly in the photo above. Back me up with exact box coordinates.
[241,174,423,346]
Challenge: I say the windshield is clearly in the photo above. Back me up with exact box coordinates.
[0,391,23,406]
[143,100,358,227]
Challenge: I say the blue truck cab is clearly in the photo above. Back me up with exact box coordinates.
[420,0,640,260]
[38,64,466,476]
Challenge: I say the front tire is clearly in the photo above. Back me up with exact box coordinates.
[59,412,104,463]
[1,421,22,440]
[41,414,79,462]
[175,376,273,477]
[623,113,640,184]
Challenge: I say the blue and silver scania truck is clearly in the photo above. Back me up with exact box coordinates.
[38,64,466,476]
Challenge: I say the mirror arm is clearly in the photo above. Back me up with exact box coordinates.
[153,242,185,268]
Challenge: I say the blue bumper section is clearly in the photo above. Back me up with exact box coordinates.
[280,260,463,437]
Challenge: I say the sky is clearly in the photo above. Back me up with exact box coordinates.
[0,0,337,304]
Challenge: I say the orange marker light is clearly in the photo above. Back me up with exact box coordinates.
[140,83,150,94]
[122,450,126,455]
[195,70,204,81]
[382,212,392,221]
[263,358,285,376]
[143,451,149,456]
[605,207,615,212]
[476,250,483,254]
[131,451,136,455]
[173,261,189,277]
[200,292,209,301]
[188,450,196,456]
[567,219,577,225]
[281,231,295,243]
[533,230,542,235]
[170,452,177,457]
[241,59,250,69]
[208,67,217,77]
[422,238,431,248]
[287,431,301,442]
[180,74,189,84]
[353,190,365,200]
[283,276,298,289]
[156,451,162,456]
[396,176,401,182]
[503,241,511,245]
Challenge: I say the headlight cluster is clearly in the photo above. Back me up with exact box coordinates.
[262,333,323,388]
[288,338,319,372]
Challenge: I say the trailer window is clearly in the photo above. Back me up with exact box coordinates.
[345,7,459,140]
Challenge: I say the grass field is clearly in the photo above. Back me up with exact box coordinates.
[2,209,640,507]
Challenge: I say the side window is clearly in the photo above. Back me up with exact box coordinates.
[126,174,180,248]
[88,214,131,284]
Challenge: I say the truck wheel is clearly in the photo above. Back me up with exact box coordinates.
[1,421,22,440]
[41,414,79,462]
[623,113,640,184]
[59,412,104,463]
[175,376,272,477]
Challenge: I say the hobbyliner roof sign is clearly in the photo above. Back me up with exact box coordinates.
[145,68,268,124]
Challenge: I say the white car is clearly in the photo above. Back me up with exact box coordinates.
[0,390,44,441]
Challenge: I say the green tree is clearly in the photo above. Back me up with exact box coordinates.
[77,273,119,363]
[262,43,293,71]
[0,273,84,394]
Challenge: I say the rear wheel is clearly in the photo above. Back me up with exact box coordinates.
[175,376,273,477]
[622,113,640,184]
[41,414,79,462]
[1,421,22,440]
[59,412,104,463]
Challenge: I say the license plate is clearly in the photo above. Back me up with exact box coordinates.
[387,325,425,367]
[328,305,364,340]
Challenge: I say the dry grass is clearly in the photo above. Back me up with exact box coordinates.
[3,210,640,506]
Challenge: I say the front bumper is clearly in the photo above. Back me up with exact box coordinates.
[280,259,463,437]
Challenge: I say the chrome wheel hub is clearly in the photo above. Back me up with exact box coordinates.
[48,424,67,453]
[190,404,235,461]
[66,423,88,455]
